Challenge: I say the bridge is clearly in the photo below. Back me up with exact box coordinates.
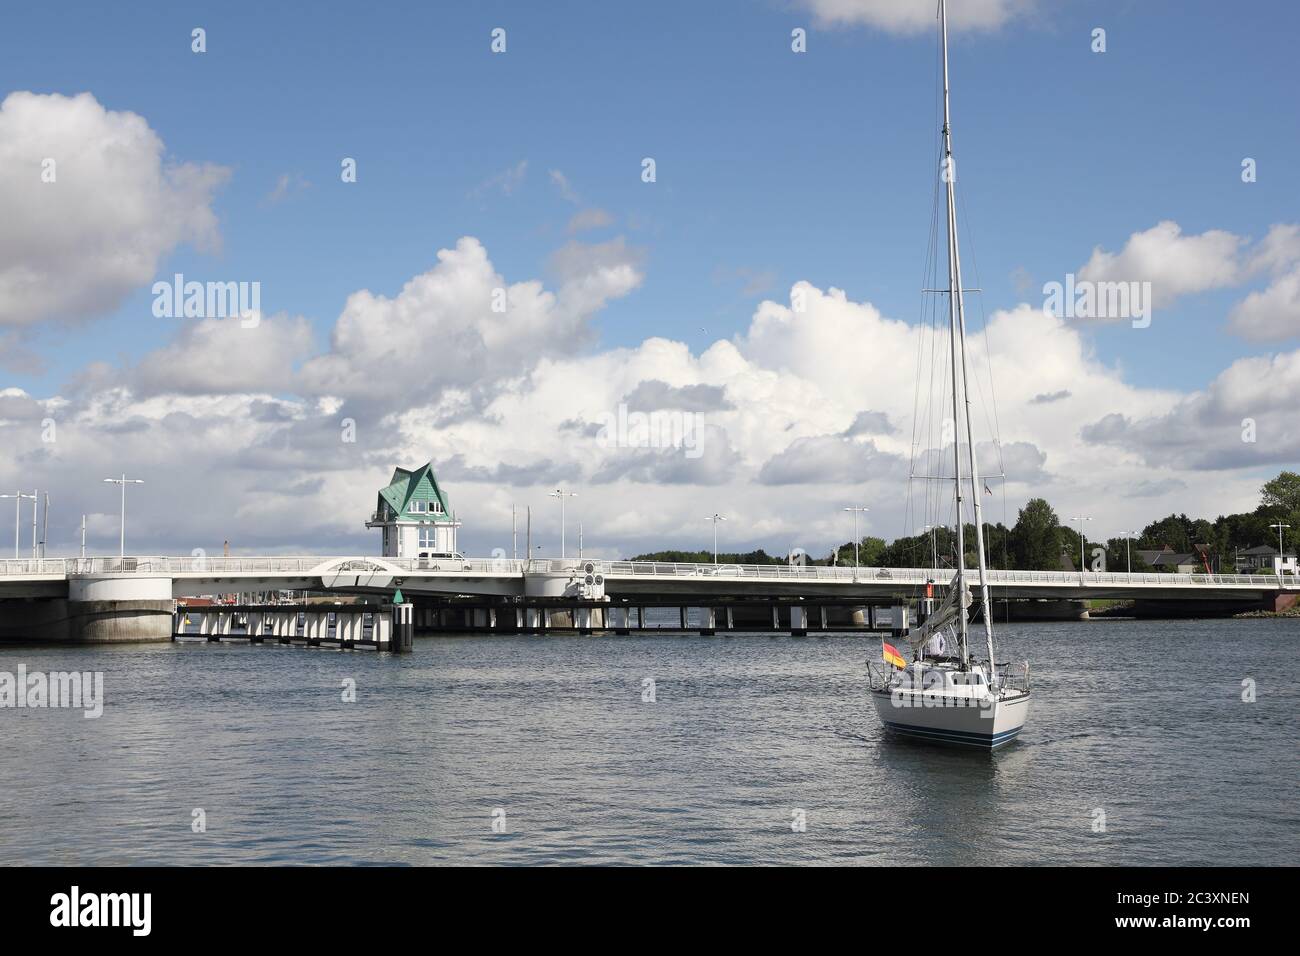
[2,554,1297,600]
[0,555,1295,643]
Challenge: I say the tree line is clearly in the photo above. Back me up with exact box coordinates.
[629,471,1300,573]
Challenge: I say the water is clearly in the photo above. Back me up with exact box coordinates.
[1,618,1296,865]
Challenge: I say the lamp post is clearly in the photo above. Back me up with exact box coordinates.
[842,509,873,582]
[0,491,35,559]
[1071,515,1093,572]
[549,488,578,560]
[842,507,869,570]
[1270,522,1291,575]
[103,474,145,558]
[708,513,727,564]
[1120,530,1137,574]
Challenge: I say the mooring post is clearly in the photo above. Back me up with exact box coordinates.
[391,602,413,653]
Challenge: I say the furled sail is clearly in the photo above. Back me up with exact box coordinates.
[907,575,971,651]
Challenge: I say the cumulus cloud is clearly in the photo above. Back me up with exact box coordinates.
[799,0,1035,34]
[1080,349,1300,469]
[0,91,229,327]
[1069,219,1300,341]
[844,410,895,435]
[295,235,644,409]
[130,313,316,396]
[622,380,731,412]
[1076,220,1244,310]
[3,232,1290,558]
[1228,270,1300,341]
[759,435,906,485]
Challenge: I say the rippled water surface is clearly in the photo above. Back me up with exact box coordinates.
[1,618,1296,865]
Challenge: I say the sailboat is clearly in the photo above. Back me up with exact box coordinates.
[867,0,1030,750]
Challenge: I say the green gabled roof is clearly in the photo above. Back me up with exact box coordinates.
[376,462,452,519]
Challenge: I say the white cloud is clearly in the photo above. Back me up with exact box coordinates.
[1081,349,1300,469]
[0,91,229,327]
[1074,220,1300,339]
[799,0,1034,35]
[130,313,316,395]
[295,236,644,409]
[3,236,1291,558]
[1077,220,1244,310]
[1228,269,1300,341]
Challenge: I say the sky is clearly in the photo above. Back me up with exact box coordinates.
[0,0,1297,560]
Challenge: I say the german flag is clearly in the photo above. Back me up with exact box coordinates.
[883,641,907,669]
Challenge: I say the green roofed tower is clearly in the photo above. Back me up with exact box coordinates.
[365,462,462,558]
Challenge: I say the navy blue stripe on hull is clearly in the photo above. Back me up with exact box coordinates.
[883,720,1022,750]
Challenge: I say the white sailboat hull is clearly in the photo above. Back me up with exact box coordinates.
[870,686,1030,750]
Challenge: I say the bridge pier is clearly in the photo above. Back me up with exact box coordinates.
[790,605,808,637]
[700,607,716,636]
[13,574,178,644]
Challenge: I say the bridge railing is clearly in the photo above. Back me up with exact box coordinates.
[589,560,1294,589]
[0,556,530,576]
[0,555,1294,589]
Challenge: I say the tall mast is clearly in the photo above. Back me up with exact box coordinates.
[939,0,995,675]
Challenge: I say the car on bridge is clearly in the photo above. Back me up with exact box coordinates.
[417,551,469,570]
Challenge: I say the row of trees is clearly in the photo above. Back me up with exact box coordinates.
[628,472,1299,572]
[826,471,1300,572]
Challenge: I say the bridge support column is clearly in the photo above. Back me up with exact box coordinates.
[819,606,828,632]
[613,606,630,635]
[772,606,780,630]
[700,607,716,636]
[576,606,593,635]
[726,607,734,632]
[790,606,807,637]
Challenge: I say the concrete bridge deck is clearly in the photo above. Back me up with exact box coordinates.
[0,555,1295,602]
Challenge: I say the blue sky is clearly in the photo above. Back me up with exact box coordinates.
[1,0,1297,556]
[5,0,1295,390]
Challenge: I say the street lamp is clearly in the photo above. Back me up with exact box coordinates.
[843,506,869,569]
[0,491,35,559]
[549,488,578,560]
[1119,530,1138,574]
[103,474,145,557]
[708,513,727,564]
[1071,515,1093,571]
[1270,522,1291,574]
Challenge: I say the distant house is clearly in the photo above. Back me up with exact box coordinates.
[1136,546,1199,573]
[1236,544,1297,573]
[365,463,462,559]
